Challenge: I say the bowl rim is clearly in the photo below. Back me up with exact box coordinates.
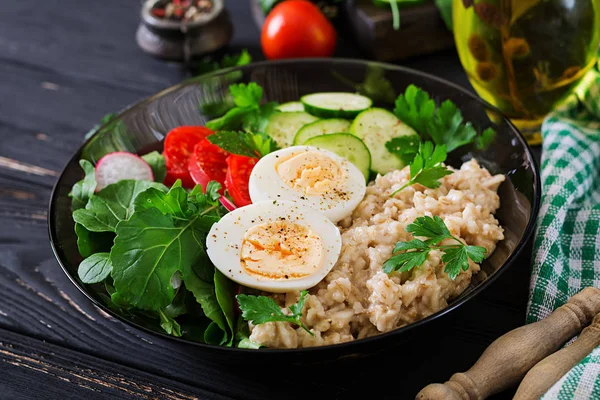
[48,57,541,354]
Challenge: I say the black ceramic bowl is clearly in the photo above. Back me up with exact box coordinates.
[48,59,540,363]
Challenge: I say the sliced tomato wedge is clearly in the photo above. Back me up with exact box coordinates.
[188,139,228,190]
[163,126,213,188]
[225,155,258,207]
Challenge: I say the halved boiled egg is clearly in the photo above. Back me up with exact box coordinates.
[248,146,366,223]
[206,200,342,293]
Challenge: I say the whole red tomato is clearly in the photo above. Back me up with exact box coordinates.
[261,0,336,59]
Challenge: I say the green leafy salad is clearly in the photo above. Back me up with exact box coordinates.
[69,79,496,347]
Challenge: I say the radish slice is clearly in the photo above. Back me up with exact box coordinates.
[95,152,154,191]
[219,196,237,212]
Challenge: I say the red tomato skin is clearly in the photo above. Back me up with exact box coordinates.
[225,155,258,207]
[188,139,228,190]
[261,0,336,60]
[163,126,213,188]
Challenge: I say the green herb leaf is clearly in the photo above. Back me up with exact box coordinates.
[406,215,451,243]
[70,160,97,211]
[74,223,114,258]
[205,181,222,204]
[428,100,477,152]
[73,180,166,233]
[214,269,237,344]
[110,207,218,310]
[242,101,279,134]
[394,85,436,135]
[393,85,496,152]
[441,246,470,280]
[385,134,421,165]
[206,83,280,134]
[207,130,275,158]
[158,309,182,337]
[134,183,189,218]
[237,290,313,335]
[434,0,453,30]
[181,256,229,343]
[230,82,263,108]
[383,215,487,279]
[476,127,496,150]
[164,287,188,319]
[141,151,166,183]
[390,142,453,196]
[78,252,113,284]
[207,131,259,158]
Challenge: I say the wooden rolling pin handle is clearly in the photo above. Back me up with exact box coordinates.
[514,312,600,400]
[416,287,600,400]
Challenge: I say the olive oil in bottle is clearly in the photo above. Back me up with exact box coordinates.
[453,0,600,144]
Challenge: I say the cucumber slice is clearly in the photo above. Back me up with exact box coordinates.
[350,108,417,175]
[293,118,352,145]
[265,112,319,147]
[304,133,371,181]
[277,101,304,112]
[301,92,372,119]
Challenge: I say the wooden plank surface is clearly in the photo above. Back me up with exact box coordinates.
[0,0,538,398]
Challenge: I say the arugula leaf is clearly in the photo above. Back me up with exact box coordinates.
[385,134,421,165]
[207,131,276,158]
[390,141,453,196]
[70,160,97,211]
[141,151,166,183]
[158,309,182,337]
[74,223,114,258]
[134,182,189,218]
[78,252,112,284]
[214,269,237,344]
[392,85,496,152]
[383,215,487,279]
[73,180,166,233]
[237,290,313,335]
[164,288,188,319]
[181,252,231,345]
[110,207,218,310]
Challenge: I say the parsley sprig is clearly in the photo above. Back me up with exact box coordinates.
[236,290,314,335]
[383,216,487,280]
[206,82,278,134]
[389,141,453,196]
[390,85,496,156]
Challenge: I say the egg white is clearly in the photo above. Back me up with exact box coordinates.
[248,146,366,223]
[206,200,342,293]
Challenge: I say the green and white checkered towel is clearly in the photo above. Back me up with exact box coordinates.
[527,62,600,398]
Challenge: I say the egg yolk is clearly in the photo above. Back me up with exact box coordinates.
[275,151,344,196]
[240,220,324,280]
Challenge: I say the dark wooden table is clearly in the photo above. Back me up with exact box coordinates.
[0,1,539,399]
